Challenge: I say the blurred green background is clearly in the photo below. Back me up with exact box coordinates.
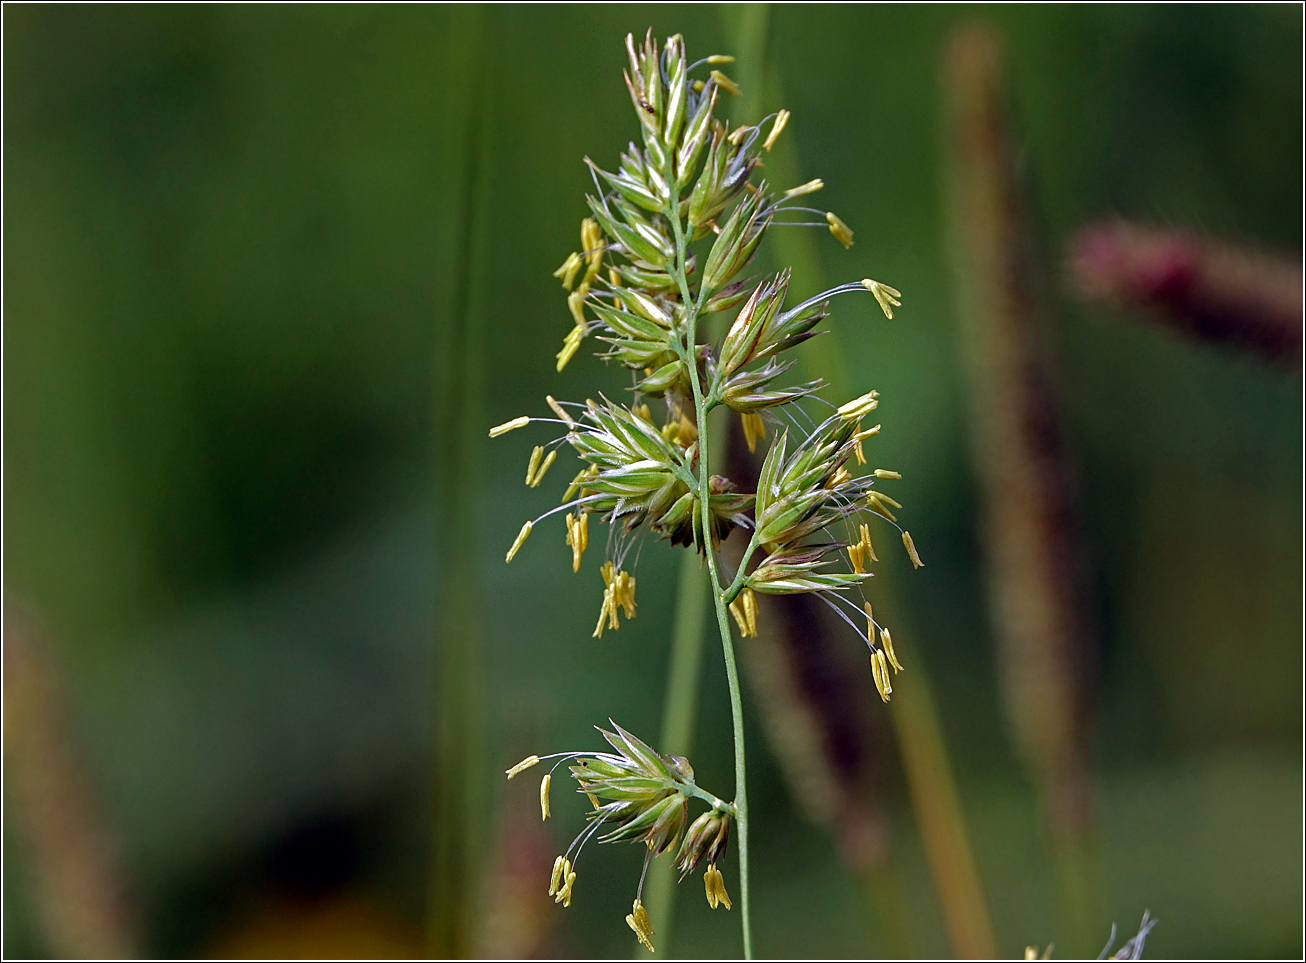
[4,3,1301,959]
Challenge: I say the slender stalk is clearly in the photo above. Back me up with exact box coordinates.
[704,549,753,961]
[746,23,998,960]
[666,174,754,959]
[638,552,708,957]
[943,22,1098,953]
[432,9,493,955]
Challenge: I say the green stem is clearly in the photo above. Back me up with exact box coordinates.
[431,9,492,956]
[705,539,753,960]
[638,552,708,957]
[666,180,754,961]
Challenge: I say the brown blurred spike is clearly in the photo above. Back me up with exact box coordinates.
[4,607,136,959]
[1068,220,1303,369]
[943,19,1098,950]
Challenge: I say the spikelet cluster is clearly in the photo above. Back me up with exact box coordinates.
[498,28,925,948]
[504,722,735,948]
[490,31,920,698]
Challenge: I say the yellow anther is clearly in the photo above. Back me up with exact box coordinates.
[741,412,766,453]
[632,402,652,423]
[871,649,892,702]
[563,464,597,503]
[567,289,587,326]
[540,773,552,820]
[556,323,585,372]
[874,468,902,480]
[837,391,879,420]
[557,869,577,907]
[855,426,882,466]
[581,217,602,254]
[565,513,578,569]
[902,531,923,569]
[864,601,875,641]
[505,521,533,562]
[548,855,565,896]
[489,416,530,438]
[849,541,865,574]
[593,585,614,638]
[704,863,732,910]
[525,446,543,486]
[862,279,902,319]
[505,754,541,779]
[616,570,637,619]
[826,466,850,490]
[865,491,899,522]
[705,54,735,64]
[580,218,604,286]
[565,512,589,572]
[826,212,854,249]
[859,523,878,563]
[729,588,758,638]
[535,450,557,486]
[528,449,556,488]
[626,899,656,952]
[675,410,698,446]
[709,69,740,96]
[553,251,583,290]
[881,625,903,673]
[783,178,824,199]
[763,108,790,151]
[546,394,575,427]
[594,562,636,635]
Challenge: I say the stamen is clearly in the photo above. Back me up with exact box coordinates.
[881,625,903,673]
[546,394,576,427]
[489,416,530,438]
[710,69,740,95]
[505,755,541,778]
[741,412,766,453]
[557,323,585,371]
[871,650,892,702]
[763,108,790,151]
[704,863,733,910]
[902,530,924,568]
[505,521,533,562]
[783,178,825,199]
[837,391,879,420]
[862,279,903,319]
[553,252,583,290]
[626,899,656,952]
[529,449,557,488]
[826,212,854,248]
